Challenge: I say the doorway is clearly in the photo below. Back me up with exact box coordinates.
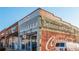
[21,32,37,51]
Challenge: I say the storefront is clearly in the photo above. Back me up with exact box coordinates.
[0,30,6,48]
[18,9,41,51]
[6,22,18,50]
[19,32,37,51]
[0,37,5,48]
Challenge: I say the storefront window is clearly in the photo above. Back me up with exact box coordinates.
[31,35,37,51]
[12,43,14,49]
[22,44,25,50]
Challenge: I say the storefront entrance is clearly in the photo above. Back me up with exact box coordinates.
[6,32,18,50]
[21,32,37,51]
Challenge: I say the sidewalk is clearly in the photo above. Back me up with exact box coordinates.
[5,47,15,51]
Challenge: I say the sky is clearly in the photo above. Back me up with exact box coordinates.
[0,7,79,31]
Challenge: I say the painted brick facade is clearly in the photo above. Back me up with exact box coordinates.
[41,29,77,51]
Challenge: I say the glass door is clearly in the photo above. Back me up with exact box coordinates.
[25,35,30,51]
[31,33,37,51]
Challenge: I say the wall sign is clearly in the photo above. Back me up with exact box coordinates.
[41,30,74,51]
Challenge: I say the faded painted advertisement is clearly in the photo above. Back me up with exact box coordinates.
[41,30,76,51]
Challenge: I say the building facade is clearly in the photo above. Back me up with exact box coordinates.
[0,22,18,50]
[0,8,79,51]
[18,9,41,51]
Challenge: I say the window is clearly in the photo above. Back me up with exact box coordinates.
[12,43,14,49]
[22,44,25,50]
[26,42,30,51]
[32,42,37,51]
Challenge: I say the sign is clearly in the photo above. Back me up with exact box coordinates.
[46,36,55,51]
[11,26,17,33]
[23,35,26,39]
[41,30,75,51]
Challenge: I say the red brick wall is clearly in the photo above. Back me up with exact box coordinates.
[41,30,76,51]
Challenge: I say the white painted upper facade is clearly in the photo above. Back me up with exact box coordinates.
[18,9,41,34]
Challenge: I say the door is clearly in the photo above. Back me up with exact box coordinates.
[31,35,37,51]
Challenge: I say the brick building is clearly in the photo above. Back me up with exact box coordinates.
[0,8,79,51]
